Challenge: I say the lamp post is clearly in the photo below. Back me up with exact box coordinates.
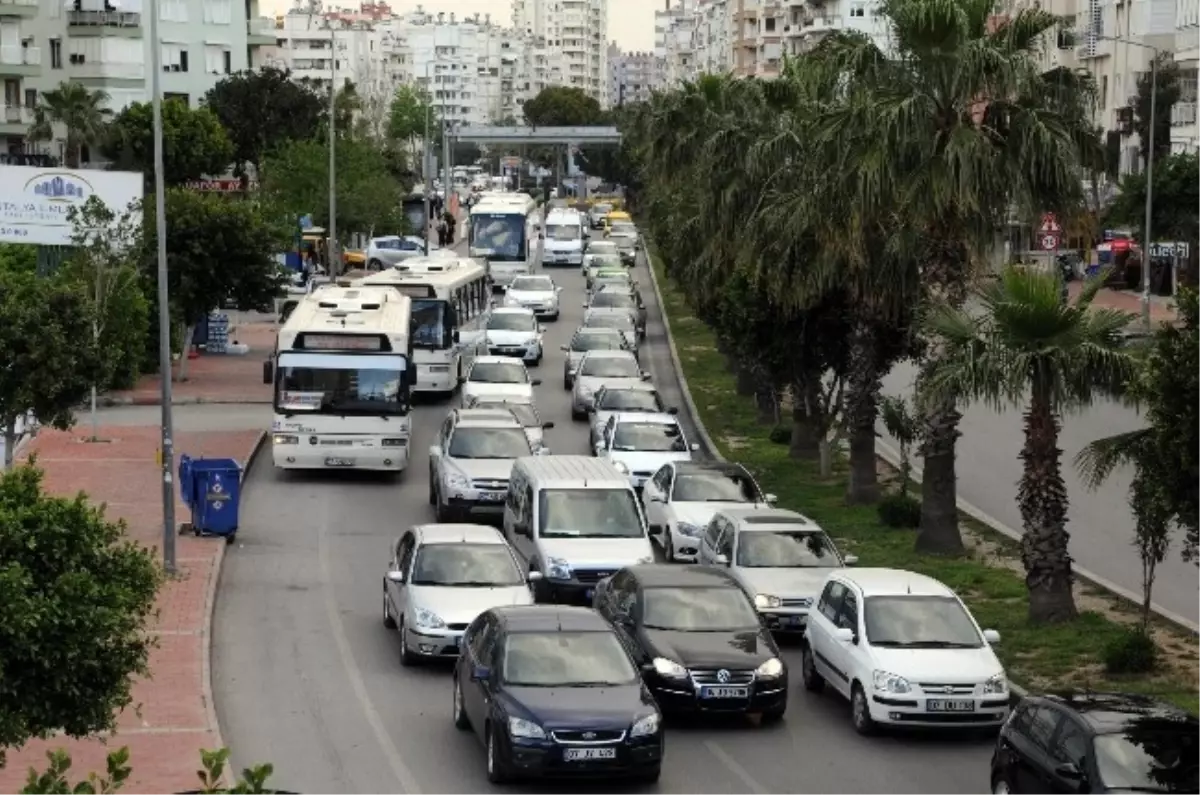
[328,24,338,275]
[420,58,448,254]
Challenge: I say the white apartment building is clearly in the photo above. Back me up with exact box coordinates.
[1172,0,1198,153]
[607,42,655,105]
[3,0,272,161]
[512,0,608,106]
[273,11,386,98]
[654,0,700,85]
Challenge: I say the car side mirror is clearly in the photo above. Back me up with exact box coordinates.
[542,421,556,429]
[527,570,544,583]
[833,627,857,644]
[593,442,605,456]
[844,554,859,566]
[556,286,563,292]
[530,379,542,386]
[648,494,664,503]
[452,329,461,343]
[535,447,551,456]
[714,554,729,566]
[983,629,1001,644]
[640,372,651,381]
[262,360,274,384]
[689,443,700,452]
[386,570,405,584]
[582,302,589,308]
[667,407,679,415]
[538,325,546,334]
[470,665,491,682]
[560,344,569,351]
[765,493,778,505]
[1053,762,1082,780]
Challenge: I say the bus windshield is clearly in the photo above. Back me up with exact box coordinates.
[470,213,526,262]
[412,299,453,350]
[276,353,409,416]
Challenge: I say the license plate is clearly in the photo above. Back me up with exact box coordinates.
[926,699,976,712]
[563,748,616,762]
[324,457,355,467]
[701,686,749,699]
[480,491,505,502]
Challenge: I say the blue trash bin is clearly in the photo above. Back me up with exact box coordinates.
[178,455,242,540]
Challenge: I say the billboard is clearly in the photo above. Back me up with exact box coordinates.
[0,165,144,246]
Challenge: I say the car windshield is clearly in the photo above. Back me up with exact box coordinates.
[572,332,624,352]
[1094,721,1199,793]
[488,313,537,331]
[736,529,840,568]
[585,314,635,331]
[598,389,662,412]
[610,222,635,235]
[488,403,538,427]
[448,427,532,458]
[580,356,639,378]
[501,630,638,687]
[593,204,613,215]
[594,277,631,291]
[409,543,524,587]
[613,422,687,452]
[589,243,618,254]
[470,213,526,261]
[539,488,644,538]
[469,362,528,384]
[545,223,579,241]
[511,276,553,292]
[588,257,623,270]
[591,292,636,309]
[672,472,758,502]
[642,586,760,631]
[864,595,983,648]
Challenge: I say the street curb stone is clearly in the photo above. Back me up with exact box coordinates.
[100,395,275,407]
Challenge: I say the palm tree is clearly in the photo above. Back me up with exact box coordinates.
[923,267,1138,623]
[26,81,112,168]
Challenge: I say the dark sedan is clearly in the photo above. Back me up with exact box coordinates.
[593,565,788,722]
[453,606,664,784]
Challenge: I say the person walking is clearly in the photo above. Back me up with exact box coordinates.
[443,210,457,245]
[436,216,449,247]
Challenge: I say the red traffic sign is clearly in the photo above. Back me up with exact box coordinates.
[1040,233,1060,251]
[1039,212,1061,234]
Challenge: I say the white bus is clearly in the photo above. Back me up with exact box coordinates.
[351,256,491,395]
[469,193,540,291]
[265,286,415,472]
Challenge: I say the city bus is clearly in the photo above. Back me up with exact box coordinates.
[350,256,491,395]
[264,285,415,473]
[469,193,540,291]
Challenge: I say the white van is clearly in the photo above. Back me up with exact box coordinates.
[540,208,588,268]
[503,455,654,604]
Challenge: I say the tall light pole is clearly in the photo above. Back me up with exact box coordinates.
[328,24,338,275]
[147,0,176,573]
[420,57,449,254]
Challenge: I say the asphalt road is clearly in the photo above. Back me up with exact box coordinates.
[212,245,995,793]
[879,363,1198,626]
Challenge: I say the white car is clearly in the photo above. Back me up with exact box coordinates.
[801,568,1009,734]
[588,384,673,450]
[582,240,620,271]
[460,398,555,453]
[696,507,855,634]
[593,412,699,490]
[366,235,428,270]
[484,307,544,365]
[641,461,775,563]
[503,274,561,320]
[459,356,541,405]
[570,350,649,419]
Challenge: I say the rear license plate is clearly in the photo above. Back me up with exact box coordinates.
[926,699,976,712]
[701,686,749,699]
[324,457,355,467]
[564,748,616,762]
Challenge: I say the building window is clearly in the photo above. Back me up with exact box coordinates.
[162,42,189,72]
[159,0,188,22]
[202,0,231,25]
[205,44,231,74]
[50,38,62,69]
[765,17,775,31]
[850,3,866,16]
[24,87,36,108]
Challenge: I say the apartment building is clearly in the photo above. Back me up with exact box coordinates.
[512,0,608,105]
[1173,0,1198,153]
[2,0,272,161]
[654,0,700,84]
[607,42,655,105]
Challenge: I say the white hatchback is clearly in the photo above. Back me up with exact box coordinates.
[459,356,541,406]
[801,568,1009,735]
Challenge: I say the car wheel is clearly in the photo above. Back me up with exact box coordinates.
[434,491,451,522]
[398,618,418,667]
[530,565,549,603]
[991,775,1011,795]
[382,586,396,629]
[368,259,383,270]
[486,724,511,784]
[571,407,586,421]
[663,530,676,563]
[453,674,471,730]
[563,375,571,390]
[851,683,875,735]
[800,644,824,693]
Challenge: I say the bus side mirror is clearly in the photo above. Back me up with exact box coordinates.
[262,360,274,385]
[452,329,461,343]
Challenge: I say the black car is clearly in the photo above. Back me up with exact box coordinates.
[592,565,787,722]
[452,606,664,784]
[990,691,1198,793]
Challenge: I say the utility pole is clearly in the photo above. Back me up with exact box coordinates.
[1141,54,1157,332]
[328,23,338,275]
[423,102,432,254]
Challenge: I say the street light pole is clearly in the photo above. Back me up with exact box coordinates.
[147,0,175,573]
[328,24,338,275]
[423,100,432,254]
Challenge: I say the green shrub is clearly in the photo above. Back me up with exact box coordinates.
[1104,628,1159,674]
[877,492,921,528]
[768,426,791,445]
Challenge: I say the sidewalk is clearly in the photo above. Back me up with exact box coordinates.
[0,426,263,794]
[1071,281,1179,325]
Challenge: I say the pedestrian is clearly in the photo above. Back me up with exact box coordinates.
[437,217,449,247]
[443,211,456,245]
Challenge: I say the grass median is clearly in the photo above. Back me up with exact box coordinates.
[647,250,1199,714]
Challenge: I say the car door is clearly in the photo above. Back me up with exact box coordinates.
[508,483,536,564]
[697,516,725,564]
[387,532,416,619]
[642,465,670,534]
[829,585,863,695]
[1045,715,1091,793]
[431,415,454,483]
[809,580,849,692]
[463,615,496,731]
[1015,705,1063,793]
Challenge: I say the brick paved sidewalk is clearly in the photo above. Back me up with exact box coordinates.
[0,427,262,794]
[1071,281,1180,325]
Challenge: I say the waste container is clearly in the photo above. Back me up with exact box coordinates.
[178,455,242,541]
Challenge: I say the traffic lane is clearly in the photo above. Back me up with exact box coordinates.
[880,361,1197,624]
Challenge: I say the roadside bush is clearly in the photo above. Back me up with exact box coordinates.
[20,747,281,794]
[877,492,921,528]
[768,426,791,445]
[1103,628,1159,674]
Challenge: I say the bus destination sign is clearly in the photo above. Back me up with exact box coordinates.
[299,334,386,351]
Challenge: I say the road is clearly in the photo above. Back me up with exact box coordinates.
[212,245,995,793]
[879,362,1198,626]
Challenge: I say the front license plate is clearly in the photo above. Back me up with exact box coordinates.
[701,686,749,699]
[480,491,505,502]
[926,699,976,712]
[564,748,616,762]
[324,457,355,467]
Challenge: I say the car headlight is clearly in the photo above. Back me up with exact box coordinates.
[755,658,784,678]
[508,717,546,739]
[651,657,688,679]
[272,434,298,445]
[754,593,782,609]
[544,556,572,580]
[444,471,471,490]
[630,712,660,737]
[873,669,912,694]
[982,673,1008,695]
[676,522,702,538]
[413,607,445,629]
[611,461,629,474]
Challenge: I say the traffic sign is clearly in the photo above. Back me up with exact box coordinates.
[1039,212,1061,234]
[1040,233,1060,251]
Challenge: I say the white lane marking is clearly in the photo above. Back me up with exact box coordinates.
[318,502,423,794]
[704,740,768,794]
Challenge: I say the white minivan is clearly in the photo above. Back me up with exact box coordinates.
[502,455,654,604]
[540,208,588,267]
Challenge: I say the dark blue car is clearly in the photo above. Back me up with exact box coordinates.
[452,605,665,784]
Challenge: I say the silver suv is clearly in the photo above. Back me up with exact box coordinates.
[429,409,539,523]
[560,326,632,390]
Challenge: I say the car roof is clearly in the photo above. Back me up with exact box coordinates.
[581,349,637,360]
[672,461,750,477]
[833,568,955,598]
[574,325,624,335]
[613,412,678,425]
[414,523,506,545]
[494,605,613,633]
[627,564,739,589]
[473,355,527,365]
[1032,692,1198,734]
[597,382,656,393]
[459,407,529,423]
[452,411,524,430]
[721,507,819,529]
[511,274,554,283]
[491,306,536,315]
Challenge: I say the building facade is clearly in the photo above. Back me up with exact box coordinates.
[607,41,655,106]
[512,0,608,105]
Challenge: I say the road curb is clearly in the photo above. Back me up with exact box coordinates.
[100,395,274,407]
[875,439,1199,636]
[201,430,267,754]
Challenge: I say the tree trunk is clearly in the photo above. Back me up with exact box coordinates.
[3,418,16,470]
[176,324,196,382]
[845,322,882,505]
[1018,381,1077,624]
[789,375,821,460]
[735,364,756,396]
[914,355,965,554]
[753,379,777,425]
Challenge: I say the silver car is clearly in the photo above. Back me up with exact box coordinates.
[571,349,649,420]
[560,326,631,389]
[366,235,427,270]
[383,523,539,665]
[582,309,639,352]
[583,240,621,271]
[588,383,674,450]
[585,286,646,335]
[429,409,538,522]
[461,400,555,453]
[503,274,561,320]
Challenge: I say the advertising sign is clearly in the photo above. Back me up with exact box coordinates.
[0,165,144,246]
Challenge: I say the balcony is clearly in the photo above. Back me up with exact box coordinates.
[247,18,276,46]
[0,0,38,17]
[0,103,34,134]
[1172,101,1197,127]
[69,59,143,79]
[0,44,40,76]
[67,9,143,34]
[799,14,843,35]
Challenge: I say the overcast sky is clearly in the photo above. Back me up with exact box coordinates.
[264,0,656,52]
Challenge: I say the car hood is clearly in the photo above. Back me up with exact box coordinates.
[544,239,582,250]
[501,684,655,731]
[507,289,557,304]
[538,536,653,567]
[669,501,760,529]
[447,457,518,481]
[592,407,664,433]
[607,450,693,473]
[524,426,546,450]
[643,627,777,670]
[409,584,533,625]
[486,329,539,346]
[576,375,644,394]
[867,645,1004,685]
[464,383,534,401]
[730,567,835,601]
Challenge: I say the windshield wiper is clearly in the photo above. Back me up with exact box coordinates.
[874,640,978,648]
[445,581,515,587]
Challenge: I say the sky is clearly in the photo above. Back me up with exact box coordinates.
[262,0,656,52]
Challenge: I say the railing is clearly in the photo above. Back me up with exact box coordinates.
[67,9,142,26]
[1,0,39,7]
[1171,101,1197,127]
[0,44,39,65]
[2,104,35,125]
[803,14,843,31]
[248,17,276,38]
[71,60,144,79]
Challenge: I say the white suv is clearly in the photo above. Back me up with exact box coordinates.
[801,568,1009,735]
